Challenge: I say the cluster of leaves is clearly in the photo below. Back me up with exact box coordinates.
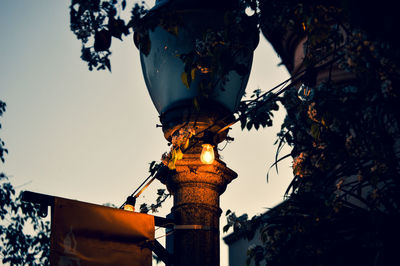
[0,101,50,264]
[274,1,400,210]
[70,0,139,71]
[177,7,258,97]
[255,196,400,266]
[227,0,400,265]
[139,188,171,214]
[0,101,7,163]
[161,126,196,170]
[0,175,51,265]
[69,0,400,264]
[136,161,173,214]
[237,89,279,131]
[70,0,259,110]
[223,209,252,234]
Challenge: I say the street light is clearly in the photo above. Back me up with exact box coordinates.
[134,0,258,265]
[123,196,136,212]
[200,144,215,164]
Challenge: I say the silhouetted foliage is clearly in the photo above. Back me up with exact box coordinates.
[71,0,400,265]
[70,1,400,265]
[70,0,259,73]
[225,1,400,265]
[0,102,50,265]
[0,101,7,163]
[70,0,147,71]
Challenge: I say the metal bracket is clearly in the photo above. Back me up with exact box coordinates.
[21,190,53,217]
[144,239,174,265]
[21,190,175,227]
[174,224,217,231]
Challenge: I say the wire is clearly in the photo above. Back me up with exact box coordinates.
[217,139,231,151]
[153,229,175,241]
[130,174,153,198]
[119,74,293,208]
[120,43,346,208]
[119,167,161,209]
[134,176,157,198]
[155,222,175,231]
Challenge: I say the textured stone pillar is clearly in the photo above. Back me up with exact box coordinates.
[162,145,237,266]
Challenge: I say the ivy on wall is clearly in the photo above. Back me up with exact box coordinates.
[70,1,400,264]
[0,0,394,264]
[227,1,400,265]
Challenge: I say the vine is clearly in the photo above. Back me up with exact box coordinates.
[226,1,400,265]
[70,1,400,264]
[161,126,196,170]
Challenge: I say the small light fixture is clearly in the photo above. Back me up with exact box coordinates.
[200,144,215,164]
[297,83,314,101]
[123,196,136,212]
[298,67,317,101]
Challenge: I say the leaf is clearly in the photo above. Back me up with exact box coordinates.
[284,176,300,196]
[94,30,112,52]
[149,161,158,175]
[321,117,328,128]
[81,47,92,62]
[310,123,320,139]
[105,58,111,72]
[109,18,123,40]
[274,132,289,175]
[176,148,183,160]
[246,120,253,130]
[191,68,196,80]
[223,224,230,233]
[266,153,292,182]
[118,19,130,35]
[183,138,190,149]
[193,97,200,111]
[140,203,149,213]
[167,150,177,170]
[271,102,279,111]
[181,72,190,88]
[240,116,247,130]
[139,33,151,56]
[167,160,176,170]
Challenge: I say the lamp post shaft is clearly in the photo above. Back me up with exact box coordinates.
[162,145,237,266]
[135,2,256,264]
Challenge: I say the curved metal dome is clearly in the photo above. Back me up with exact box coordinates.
[135,1,259,140]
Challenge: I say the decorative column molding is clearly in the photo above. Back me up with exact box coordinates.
[161,146,237,266]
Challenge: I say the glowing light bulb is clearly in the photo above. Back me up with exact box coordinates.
[123,196,136,212]
[123,204,135,212]
[297,83,314,101]
[200,144,215,164]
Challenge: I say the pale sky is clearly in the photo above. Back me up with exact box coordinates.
[0,1,293,265]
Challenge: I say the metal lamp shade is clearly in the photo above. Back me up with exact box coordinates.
[136,5,258,140]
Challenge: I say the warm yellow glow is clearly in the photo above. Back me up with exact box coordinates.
[302,22,306,31]
[200,144,215,164]
[123,204,135,212]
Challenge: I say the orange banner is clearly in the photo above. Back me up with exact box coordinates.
[50,197,154,266]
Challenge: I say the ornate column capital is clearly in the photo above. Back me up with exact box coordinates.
[166,153,237,195]
[160,148,237,266]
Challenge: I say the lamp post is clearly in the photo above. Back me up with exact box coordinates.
[135,0,258,264]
